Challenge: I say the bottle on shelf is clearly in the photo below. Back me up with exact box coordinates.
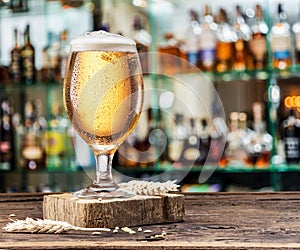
[116,108,169,168]
[208,117,227,167]
[185,10,201,68]
[249,4,268,70]
[292,5,300,65]
[21,24,36,84]
[280,109,300,164]
[114,110,148,168]
[40,32,53,82]
[158,33,182,75]
[0,98,15,171]
[198,118,211,165]
[215,8,235,72]
[116,108,157,168]
[9,28,22,83]
[58,29,70,82]
[11,112,24,171]
[180,117,201,166]
[0,65,10,85]
[198,5,217,71]
[270,3,292,70]
[134,108,157,167]
[244,102,273,167]
[20,100,47,170]
[131,16,151,73]
[152,108,169,165]
[238,112,258,166]
[40,47,51,83]
[232,5,252,71]
[61,112,76,171]
[168,114,187,167]
[47,32,61,82]
[115,129,139,168]
[225,112,249,166]
[45,103,66,170]
[10,0,28,13]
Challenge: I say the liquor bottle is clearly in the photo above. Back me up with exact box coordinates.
[152,109,169,165]
[115,129,139,167]
[198,118,211,165]
[198,5,217,71]
[249,4,268,69]
[270,3,292,70]
[134,108,156,167]
[158,33,182,75]
[292,5,300,65]
[10,0,28,13]
[186,10,201,67]
[225,112,248,166]
[59,29,70,81]
[232,5,252,71]
[21,24,36,84]
[40,48,50,83]
[281,109,300,164]
[208,117,227,166]
[115,110,147,168]
[61,111,76,171]
[0,65,9,85]
[0,99,15,171]
[11,112,24,171]
[45,103,65,170]
[181,118,201,166]
[20,100,46,170]
[47,32,61,82]
[40,32,52,82]
[238,112,254,166]
[246,102,272,167]
[215,8,235,72]
[131,16,151,73]
[9,28,21,83]
[168,114,187,166]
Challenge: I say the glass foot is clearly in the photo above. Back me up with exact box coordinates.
[73,185,135,199]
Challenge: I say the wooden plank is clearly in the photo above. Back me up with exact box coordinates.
[43,193,185,228]
[2,192,300,249]
[1,240,300,249]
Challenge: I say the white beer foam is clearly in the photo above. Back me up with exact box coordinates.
[71,30,136,52]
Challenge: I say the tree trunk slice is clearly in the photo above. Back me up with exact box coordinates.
[43,193,185,228]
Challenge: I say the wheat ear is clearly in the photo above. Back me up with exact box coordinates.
[119,180,179,195]
[3,216,111,234]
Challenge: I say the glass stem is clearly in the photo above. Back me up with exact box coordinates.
[94,152,117,189]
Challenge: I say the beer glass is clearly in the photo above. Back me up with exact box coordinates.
[63,31,144,198]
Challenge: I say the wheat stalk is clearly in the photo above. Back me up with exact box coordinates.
[3,217,111,234]
[119,180,179,196]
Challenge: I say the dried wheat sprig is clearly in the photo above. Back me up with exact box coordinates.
[3,217,111,234]
[119,180,179,196]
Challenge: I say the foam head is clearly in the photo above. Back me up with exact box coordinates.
[70,30,137,52]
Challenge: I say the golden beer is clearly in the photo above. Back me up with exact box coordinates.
[64,50,143,151]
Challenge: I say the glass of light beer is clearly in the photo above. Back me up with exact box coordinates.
[63,31,144,198]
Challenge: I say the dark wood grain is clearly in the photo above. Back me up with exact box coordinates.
[1,192,300,249]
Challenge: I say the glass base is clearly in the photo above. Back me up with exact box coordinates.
[73,185,135,199]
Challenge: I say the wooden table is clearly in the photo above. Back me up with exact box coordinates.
[1,192,300,249]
